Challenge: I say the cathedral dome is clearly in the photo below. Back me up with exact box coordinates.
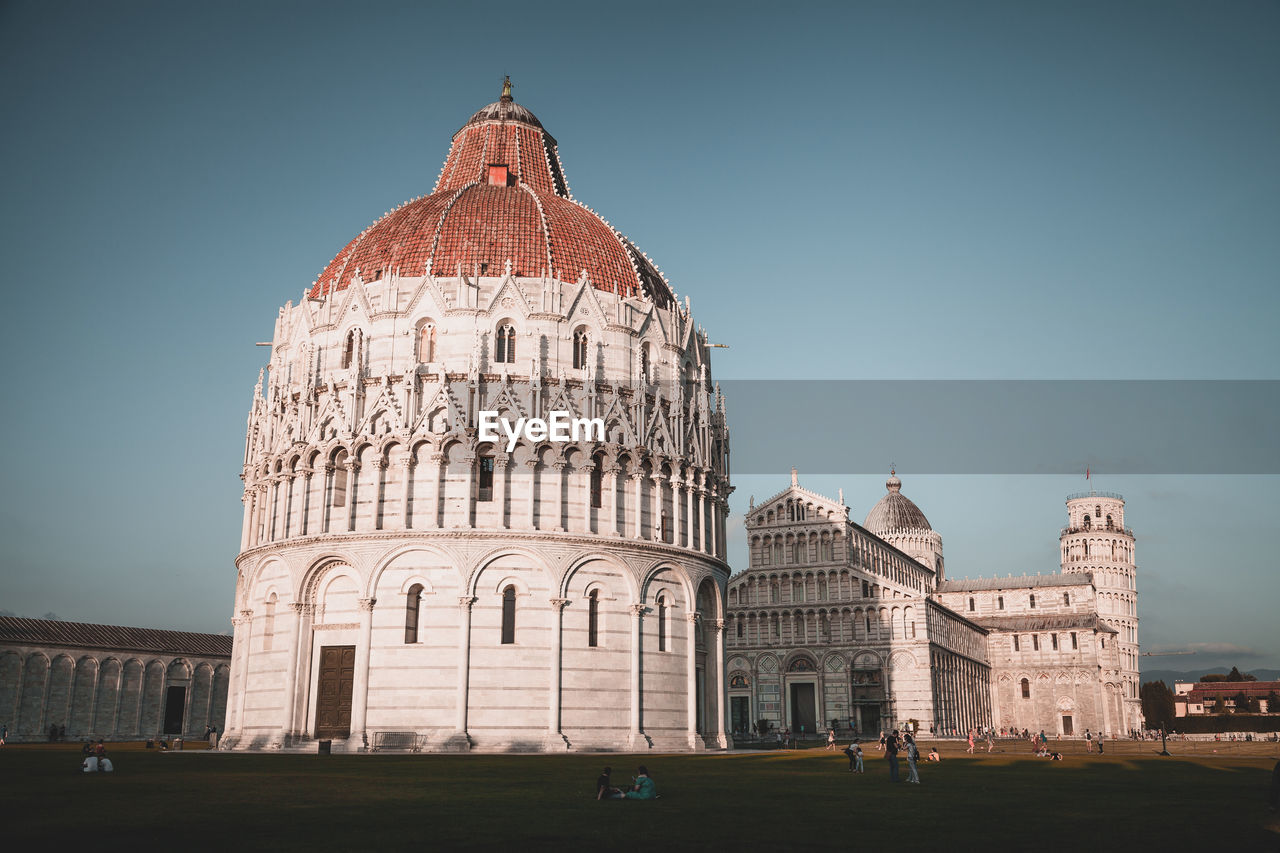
[864,471,932,532]
[309,79,674,307]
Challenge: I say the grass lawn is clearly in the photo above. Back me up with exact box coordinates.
[2,741,1277,851]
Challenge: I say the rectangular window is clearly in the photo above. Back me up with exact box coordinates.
[477,456,494,502]
[1032,635,1040,651]
[1029,594,1036,609]
[1071,632,1078,650]
[997,596,1004,610]
[1013,635,1020,652]
[1051,634,1058,651]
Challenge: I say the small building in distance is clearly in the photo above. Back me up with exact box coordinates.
[0,617,231,743]
[1173,680,1280,716]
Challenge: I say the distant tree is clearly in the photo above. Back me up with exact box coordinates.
[1200,673,1228,682]
[1140,681,1175,730]
[1225,666,1257,682]
[1265,692,1280,713]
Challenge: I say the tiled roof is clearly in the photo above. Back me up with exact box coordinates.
[937,573,1094,593]
[864,473,932,532]
[970,613,1118,633]
[0,617,232,658]
[1185,681,1280,698]
[310,86,673,307]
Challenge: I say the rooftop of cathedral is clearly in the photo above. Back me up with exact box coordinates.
[969,613,1119,634]
[936,572,1094,592]
[309,77,674,308]
[0,617,232,658]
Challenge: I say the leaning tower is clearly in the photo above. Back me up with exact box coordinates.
[1060,491,1141,734]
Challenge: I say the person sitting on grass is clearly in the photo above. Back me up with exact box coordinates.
[927,747,941,762]
[596,766,624,800]
[1048,752,1063,761]
[624,766,657,800]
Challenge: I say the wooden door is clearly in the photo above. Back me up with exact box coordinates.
[315,645,355,739]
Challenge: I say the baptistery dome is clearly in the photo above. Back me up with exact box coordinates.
[311,79,673,308]
[224,81,731,756]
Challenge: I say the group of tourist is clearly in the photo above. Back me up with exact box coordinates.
[80,739,113,773]
[595,766,657,800]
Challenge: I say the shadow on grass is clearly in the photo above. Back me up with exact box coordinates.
[2,747,1277,851]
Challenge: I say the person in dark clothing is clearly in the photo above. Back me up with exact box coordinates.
[885,732,900,782]
[596,766,623,800]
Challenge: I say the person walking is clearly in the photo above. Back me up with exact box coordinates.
[885,731,900,782]
[966,729,975,754]
[826,728,837,751]
[986,729,994,753]
[878,731,886,752]
[1085,729,1093,752]
[905,733,921,784]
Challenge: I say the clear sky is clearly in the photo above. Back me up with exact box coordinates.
[1,1,1276,670]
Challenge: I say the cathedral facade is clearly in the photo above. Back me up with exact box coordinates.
[223,82,732,753]
[727,473,1141,738]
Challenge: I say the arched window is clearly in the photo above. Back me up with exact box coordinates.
[341,330,357,369]
[1105,514,1114,529]
[1013,635,1020,651]
[1083,541,1089,557]
[587,590,599,647]
[640,342,651,381]
[1083,514,1092,530]
[405,584,423,643]
[1021,678,1030,698]
[501,585,516,644]
[657,595,668,652]
[476,453,495,502]
[417,322,436,363]
[1051,633,1058,651]
[572,328,588,370]
[1063,592,1070,605]
[1029,594,1036,609]
[793,542,804,563]
[495,324,516,363]
[968,597,975,612]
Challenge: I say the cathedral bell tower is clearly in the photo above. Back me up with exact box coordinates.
[1061,490,1141,733]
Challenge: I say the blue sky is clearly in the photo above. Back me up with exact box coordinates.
[1,1,1276,670]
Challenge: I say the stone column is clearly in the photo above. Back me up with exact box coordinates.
[546,598,569,749]
[399,456,415,529]
[604,466,621,536]
[343,459,360,532]
[426,453,445,529]
[685,613,699,748]
[707,487,718,557]
[629,604,646,746]
[551,461,566,532]
[273,602,304,746]
[370,458,387,530]
[631,473,644,539]
[240,490,253,551]
[524,460,539,530]
[299,468,314,536]
[320,464,335,533]
[650,469,666,541]
[348,597,375,749]
[697,488,709,554]
[449,597,476,750]
[493,456,509,530]
[231,610,253,737]
[581,463,595,534]
[671,474,684,547]
[685,476,696,550]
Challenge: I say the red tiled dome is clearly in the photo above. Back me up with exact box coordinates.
[310,82,674,307]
